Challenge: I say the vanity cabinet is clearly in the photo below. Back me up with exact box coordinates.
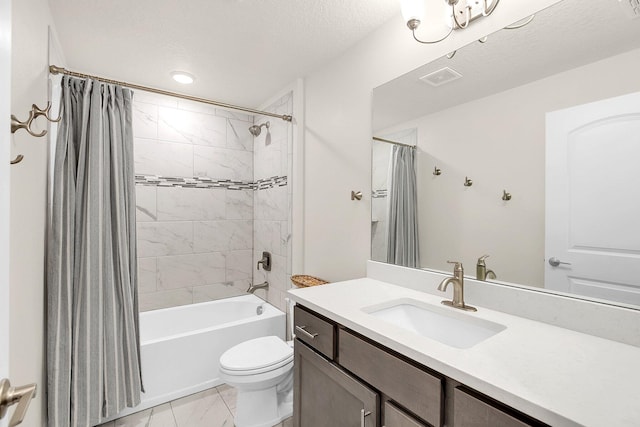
[293,305,547,427]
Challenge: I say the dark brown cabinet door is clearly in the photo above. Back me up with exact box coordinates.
[294,340,379,427]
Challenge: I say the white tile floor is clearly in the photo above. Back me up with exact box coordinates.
[97,385,293,427]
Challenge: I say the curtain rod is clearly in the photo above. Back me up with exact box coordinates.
[49,65,293,122]
[372,136,416,149]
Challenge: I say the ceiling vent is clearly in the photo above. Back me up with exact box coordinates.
[419,67,462,87]
[619,0,640,19]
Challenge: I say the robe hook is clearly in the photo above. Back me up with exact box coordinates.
[10,101,61,138]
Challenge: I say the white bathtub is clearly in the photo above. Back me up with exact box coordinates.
[106,294,285,421]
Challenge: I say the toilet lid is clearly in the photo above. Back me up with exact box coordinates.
[220,336,293,372]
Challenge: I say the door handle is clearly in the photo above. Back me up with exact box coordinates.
[360,409,371,427]
[548,257,572,267]
[0,379,37,427]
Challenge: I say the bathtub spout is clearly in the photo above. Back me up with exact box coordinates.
[247,281,269,294]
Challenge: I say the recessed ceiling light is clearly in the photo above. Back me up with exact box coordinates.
[171,71,195,85]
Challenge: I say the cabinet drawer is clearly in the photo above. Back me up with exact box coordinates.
[339,329,443,427]
[384,401,428,427]
[453,387,548,427]
[294,305,335,359]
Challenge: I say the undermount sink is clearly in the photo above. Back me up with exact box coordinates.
[363,299,506,349]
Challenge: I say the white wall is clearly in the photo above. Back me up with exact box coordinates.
[10,0,60,425]
[301,0,562,282]
[379,48,640,288]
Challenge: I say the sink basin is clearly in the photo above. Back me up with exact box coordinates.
[363,299,506,349]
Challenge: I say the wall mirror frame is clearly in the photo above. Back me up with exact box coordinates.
[371,0,640,311]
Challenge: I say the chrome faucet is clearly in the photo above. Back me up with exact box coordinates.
[476,255,496,281]
[247,281,269,294]
[437,261,477,312]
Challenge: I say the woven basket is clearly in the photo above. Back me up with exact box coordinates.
[291,275,329,288]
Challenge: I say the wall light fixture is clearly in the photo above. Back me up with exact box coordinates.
[401,0,500,44]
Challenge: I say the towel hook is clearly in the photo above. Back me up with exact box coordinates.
[11,112,46,138]
[9,102,61,165]
[502,190,512,201]
[464,176,473,187]
[10,154,24,165]
[433,166,442,176]
[32,102,61,124]
[11,102,61,137]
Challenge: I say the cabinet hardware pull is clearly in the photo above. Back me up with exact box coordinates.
[295,325,318,339]
[360,409,371,427]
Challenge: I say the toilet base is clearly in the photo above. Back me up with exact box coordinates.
[234,386,293,427]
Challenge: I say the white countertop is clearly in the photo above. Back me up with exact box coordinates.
[288,278,640,427]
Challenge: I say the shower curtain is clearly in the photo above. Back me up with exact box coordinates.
[47,76,142,427]
[386,145,420,268]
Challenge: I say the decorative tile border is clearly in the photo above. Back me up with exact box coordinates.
[135,174,287,191]
[255,176,287,190]
[372,189,388,199]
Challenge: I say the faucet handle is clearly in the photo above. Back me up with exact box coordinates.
[477,254,490,264]
[446,260,463,272]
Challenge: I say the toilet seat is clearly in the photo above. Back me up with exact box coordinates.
[220,336,293,376]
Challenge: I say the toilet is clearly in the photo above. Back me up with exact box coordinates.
[219,335,294,427]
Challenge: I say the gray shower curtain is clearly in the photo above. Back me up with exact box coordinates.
[386,145,420,268]
[47,76,142,427]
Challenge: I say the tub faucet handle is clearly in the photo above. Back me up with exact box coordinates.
[257,251,271,271]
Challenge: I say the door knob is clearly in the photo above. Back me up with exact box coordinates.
[548,257,572,267]
[0,379,37,427]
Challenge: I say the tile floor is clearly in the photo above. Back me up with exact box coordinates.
[97,385,293,427]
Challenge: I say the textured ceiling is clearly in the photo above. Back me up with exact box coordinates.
[374,0,640,131]
[48,0,400,107]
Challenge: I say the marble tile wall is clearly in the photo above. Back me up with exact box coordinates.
[133,91,255,311]
[253,93,294,313]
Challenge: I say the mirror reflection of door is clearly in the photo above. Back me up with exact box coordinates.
[545,92,640,306]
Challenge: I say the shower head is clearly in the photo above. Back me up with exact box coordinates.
[249,121,270,137]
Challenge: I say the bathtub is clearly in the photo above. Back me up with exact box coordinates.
[106,294,285,421]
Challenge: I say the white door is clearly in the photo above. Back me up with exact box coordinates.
[0,0,11,425]
[545,92,640,306]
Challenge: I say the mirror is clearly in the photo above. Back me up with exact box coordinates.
[372,0,640,309]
